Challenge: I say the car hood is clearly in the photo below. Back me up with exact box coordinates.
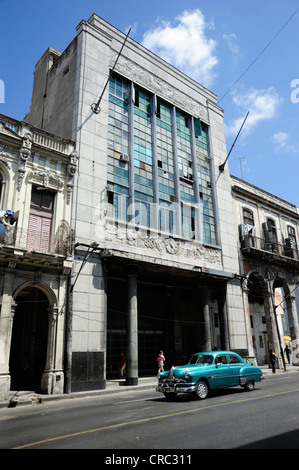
[161,364,214,379]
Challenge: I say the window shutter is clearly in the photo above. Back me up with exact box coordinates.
[28,187,54,252]
[27,214,42,250]
[40,217,51,252]
[27,214,51,252]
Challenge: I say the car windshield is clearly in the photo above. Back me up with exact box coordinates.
[188,354,214,365]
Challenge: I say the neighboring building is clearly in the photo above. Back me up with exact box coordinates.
[232,175,299,367]
[0,114,76,400]
[24,14,248,392]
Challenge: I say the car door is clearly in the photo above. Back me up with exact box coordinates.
[228,354,243,385]
[215,354,234,388]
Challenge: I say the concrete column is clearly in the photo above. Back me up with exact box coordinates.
[242,285,255,357]
[286,290,299,366]
[45,306,57,371]
[41,306,64,394]
[266,276,285,370]
[126,273,138,385]
[203,290,211,351]
[0,272,15,400]
[218,284,229,350]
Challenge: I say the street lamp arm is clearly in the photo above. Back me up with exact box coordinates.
[71,242,100,292]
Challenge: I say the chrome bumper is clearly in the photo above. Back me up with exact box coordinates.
[156,382,196,394]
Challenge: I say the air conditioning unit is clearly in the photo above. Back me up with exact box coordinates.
[119,154,129,162]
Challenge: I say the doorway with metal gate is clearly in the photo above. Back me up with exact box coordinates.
[9,286,49,392]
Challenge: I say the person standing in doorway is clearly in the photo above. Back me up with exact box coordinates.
[157,350,165,376]
[120,352,126,378]
[269,349,277,374]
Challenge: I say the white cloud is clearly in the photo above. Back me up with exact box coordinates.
[141,9,218,87]
[223,33,240,57]
[272,132,296,153]
[226,87,283,137]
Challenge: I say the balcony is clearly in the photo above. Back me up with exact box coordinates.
[0,225,72,257]
[240,234,299,266]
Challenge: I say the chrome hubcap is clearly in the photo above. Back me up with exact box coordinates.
[197,383,207,398]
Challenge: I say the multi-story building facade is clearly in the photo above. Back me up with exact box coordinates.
[232,175,299,367]
[22,14,260,392]
[0,115,76,400]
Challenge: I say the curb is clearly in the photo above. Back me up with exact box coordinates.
[0,381,157,409]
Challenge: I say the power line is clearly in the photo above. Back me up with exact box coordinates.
[218,7,299,104]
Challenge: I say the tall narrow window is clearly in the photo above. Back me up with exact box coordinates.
[196,122,216,244]
[266,218,277,243]
[134,86,154,228]
[262,217,278,253]
[27,187,55,252]
[156,99,176,235]
[243,207,254,228]
[107,74,130,222]
[241,207,255,247]
[285,225,298,258]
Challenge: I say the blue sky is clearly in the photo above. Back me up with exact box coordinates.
[1,0,298,206]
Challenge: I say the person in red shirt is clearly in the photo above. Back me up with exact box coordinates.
[157,350,166,376]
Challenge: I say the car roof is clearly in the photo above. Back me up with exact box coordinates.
[192,351,240,356]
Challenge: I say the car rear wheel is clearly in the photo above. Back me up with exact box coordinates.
[195,380,209,400]
[244,380,255,391]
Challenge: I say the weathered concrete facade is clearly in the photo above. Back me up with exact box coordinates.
[0,115,76,400]
[232,175,299,367]
[25,14,249,392]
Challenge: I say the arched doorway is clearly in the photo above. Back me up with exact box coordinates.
[9,286,49,392]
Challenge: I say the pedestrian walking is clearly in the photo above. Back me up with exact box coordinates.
[120,351,126,378]
[285,344,291,365]
[269,349,277,374]
[157,350,165,377]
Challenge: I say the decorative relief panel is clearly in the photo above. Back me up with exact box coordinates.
[28,150,78,204]
[112,55,209,123]
[0,146,14,168]
[17,132,32,191]
[105,219,222,266]
[29,167,64,189]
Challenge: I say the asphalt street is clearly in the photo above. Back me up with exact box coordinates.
[1,371,299,451]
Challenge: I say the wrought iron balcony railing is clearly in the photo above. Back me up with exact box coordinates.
[0,224,72,256]
[241,234,299,261]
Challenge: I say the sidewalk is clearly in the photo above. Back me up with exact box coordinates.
[1,364,298,409]
[0,376,158,409]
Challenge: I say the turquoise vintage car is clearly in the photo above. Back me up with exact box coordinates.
[156,351,264,400]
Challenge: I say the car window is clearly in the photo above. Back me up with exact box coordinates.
[228,355,241,364]
[216,355,228,364]
[189,355,198,364]
[188,354,213,365]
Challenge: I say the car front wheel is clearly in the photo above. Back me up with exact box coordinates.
[195,380,209,400]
